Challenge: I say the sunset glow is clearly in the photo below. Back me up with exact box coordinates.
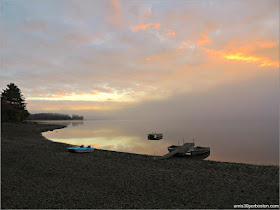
[197,34,212,46]
[28,92,137,102]
[204,49,279,68]
[132,22,161,32]
[1,0,278,115]
[164,28,176,37]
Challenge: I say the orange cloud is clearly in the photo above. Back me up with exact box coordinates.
[52,90,72,97]
[217,40,279,57]
[241,40,279,51]
[132,23,161,32]
[142,9,152,20]
[66,105,111,110]
[204,48,279,68]
[57,90,66,95]
[177,40,195,50]
[164,28,176,37]
[90,91,99,95]
[197,34,212,46]
[106,0,122,27]
[254,41,278,49]
[178,45,184,50]
[145,57,151,61]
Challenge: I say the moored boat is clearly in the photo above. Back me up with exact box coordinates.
[168,145,180,152]
[167,143,210,156]
[167,145,187,155]
[190,146,210,155]
[148,133,163,140]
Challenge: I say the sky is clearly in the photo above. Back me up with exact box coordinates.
[1,0,279,120]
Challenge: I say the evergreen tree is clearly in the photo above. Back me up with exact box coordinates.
[1,83,30,122]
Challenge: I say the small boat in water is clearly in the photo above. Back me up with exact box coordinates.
[67,145,95,153]
[148,133,163,140]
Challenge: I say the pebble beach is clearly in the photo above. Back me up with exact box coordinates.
[1,122,279,209]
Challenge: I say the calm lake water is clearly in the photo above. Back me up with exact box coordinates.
[42,119,279,165]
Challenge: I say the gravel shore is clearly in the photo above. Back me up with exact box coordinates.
[1,122,279,209]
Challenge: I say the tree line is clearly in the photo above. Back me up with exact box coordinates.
[1,83,83,122]
[1,83,30,122]
[28,113,84,120]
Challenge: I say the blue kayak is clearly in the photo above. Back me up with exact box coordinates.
[67,145,95,153]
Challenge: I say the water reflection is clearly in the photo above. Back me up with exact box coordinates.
[35,120,83,127]
[43,122,172,156]
[42,119,279,165]
[72,121,84,126]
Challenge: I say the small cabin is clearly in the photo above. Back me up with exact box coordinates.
[147,133,163,140]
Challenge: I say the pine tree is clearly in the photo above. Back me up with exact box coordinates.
[1,83,30,122]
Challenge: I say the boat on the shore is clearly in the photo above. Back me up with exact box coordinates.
[168,145,181,152]
[67,145,95,153]
[147,133,163,140]
[167,143,210,156]
[189,146,210,155]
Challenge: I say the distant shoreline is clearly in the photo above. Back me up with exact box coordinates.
[28,113,84,121]
[1,122,279,209]
[27,119,84,121]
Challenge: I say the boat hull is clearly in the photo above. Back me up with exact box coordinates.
[67,147,95,153]
[167,145,188,155]
[168,145,179,152]
[147,138,162,140]
[168,145,210,156]
[148,133,163,140]
[190,147,210,155]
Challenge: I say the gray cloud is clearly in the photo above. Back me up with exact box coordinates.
[1,0,279,115]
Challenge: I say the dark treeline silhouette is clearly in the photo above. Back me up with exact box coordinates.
[28,113,84,120]
[1,83,30,122]
[72,114,84,120]
[1,83,84,122]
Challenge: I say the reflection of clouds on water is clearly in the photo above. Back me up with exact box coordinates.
[71,121,83,127]
[42,119,278,165]
[34,120,84,126]
[46,132,171,156]
[36,120,84,127]
[36,120,72,127]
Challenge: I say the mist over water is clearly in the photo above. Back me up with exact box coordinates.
[43,118,279,165]
[40,73,279,165]
[36,66,278,165]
